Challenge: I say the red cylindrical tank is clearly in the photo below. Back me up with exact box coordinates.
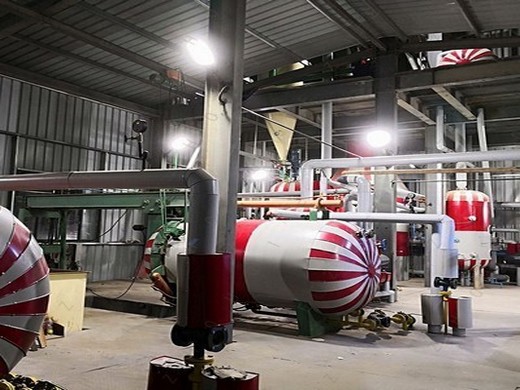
[396,223,410,257]
[445,190,491,271]
[395,223,410,281]
[234,219,381,316]
[165,220,381,317]
[0,207,50,375]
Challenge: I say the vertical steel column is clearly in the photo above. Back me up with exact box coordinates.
[320,102,333,193]
[201,0,246,255]
[476,108,494,217]
[374,48,398,289]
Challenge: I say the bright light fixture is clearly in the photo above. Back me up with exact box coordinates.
[186,38,215,66]
[171,137,190,151]
[366,129,391,148]
[251,169,269,181]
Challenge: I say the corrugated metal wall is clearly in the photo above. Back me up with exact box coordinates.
[0,75,151,281]
[75,243,144,282]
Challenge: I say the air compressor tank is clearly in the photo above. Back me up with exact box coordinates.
[165,219,381,317]
[445,190,491,271]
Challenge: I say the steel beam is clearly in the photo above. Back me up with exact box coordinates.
[306,0,385,50]
[319,0,385,50]
[77,1,178,51]
[359,0,407,41]
[277,107,320,128]
[244,48,374,92]
[244,78,374,110]
[454,0,481,35]
[397,93,435,125]
[0,0,203,91]
[24,192,186,210]
[5,33,181,97]
[192,0,304,63]
[398,58,520,91]
[431,86,476,120]
[400,36,520,52]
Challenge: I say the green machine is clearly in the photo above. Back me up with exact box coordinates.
[17,191,188,270]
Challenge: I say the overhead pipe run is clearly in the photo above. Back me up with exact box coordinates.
[0,169,218,255]
[237,199,342,208]
[300,150,520,199]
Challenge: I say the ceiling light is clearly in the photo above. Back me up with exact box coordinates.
[366,129,391,148]
[186,38,215,66]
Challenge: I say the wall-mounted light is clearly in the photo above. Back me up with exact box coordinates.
[366,128,391,148]
[186,37,215,66]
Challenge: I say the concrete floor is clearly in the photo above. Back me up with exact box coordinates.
[15,279,520,390]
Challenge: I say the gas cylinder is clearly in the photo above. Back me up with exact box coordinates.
[445,190,491,271]
[165,219,381,317]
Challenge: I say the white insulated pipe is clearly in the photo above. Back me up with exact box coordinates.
[0,169,218,255]
[300,150,520,199]
[436,106,452,153]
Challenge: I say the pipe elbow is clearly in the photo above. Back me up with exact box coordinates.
[185,168,218,195]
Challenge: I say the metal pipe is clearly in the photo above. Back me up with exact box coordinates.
[320,102,333,195]
[476,108,494,217]
[499,203,520,208]
[237,188,351,198]
[436,106,452,153]
[237,199,342,208]
[491,228,520,233]
[0,169,218,255]
[300,149,520,199]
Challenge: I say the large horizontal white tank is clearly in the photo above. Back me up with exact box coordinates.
[165,219,381,317]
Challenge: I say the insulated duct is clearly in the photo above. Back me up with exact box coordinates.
[0,169,218,255]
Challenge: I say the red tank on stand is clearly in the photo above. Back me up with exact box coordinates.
[445,190,491,277]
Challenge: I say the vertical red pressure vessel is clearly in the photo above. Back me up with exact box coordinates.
[445,190,491,271]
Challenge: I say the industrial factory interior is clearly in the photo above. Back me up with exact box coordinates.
[0,0,519,389]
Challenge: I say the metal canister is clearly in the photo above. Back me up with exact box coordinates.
[202,367,259,390]
[147,356,192,390]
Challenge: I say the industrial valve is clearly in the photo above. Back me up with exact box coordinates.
[391,312,416,331]
[367,310,391,328]
[434,277,458,291]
